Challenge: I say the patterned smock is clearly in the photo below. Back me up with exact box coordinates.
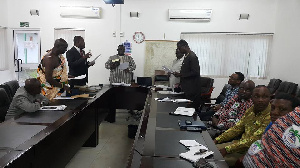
[37,53,68,100]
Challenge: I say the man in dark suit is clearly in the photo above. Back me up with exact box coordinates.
[174,40,201,107]
[66,36,95,86]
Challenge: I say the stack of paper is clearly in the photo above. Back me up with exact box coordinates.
[158,91,184,95]
[179,140,214,163]
[173,107,195,116]
[154,97,174,102]
[112,82,131,86]
[40,105,67,111]
[173,99,192,103]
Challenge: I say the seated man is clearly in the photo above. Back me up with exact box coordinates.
[213,85,271,167]
[5,78,49,120]
[242,93,299,168]
[208,80,255,138]
[215,72,245,110]
[199,72,244,120]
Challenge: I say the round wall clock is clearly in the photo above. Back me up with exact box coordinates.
[133,32,145,44]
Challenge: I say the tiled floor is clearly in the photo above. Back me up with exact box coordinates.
[66,110,137,168]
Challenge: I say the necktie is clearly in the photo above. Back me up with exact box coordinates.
[80,49,84,57]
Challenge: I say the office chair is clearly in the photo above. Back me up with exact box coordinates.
[275,81,298,96]
[137,77,152,87]
[0,88,10,122]
[154,70,169,86]
[267,78,282,95]
[4,80,20,98]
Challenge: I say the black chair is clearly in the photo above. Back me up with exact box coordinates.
[4,80,20,98]
[154,70,169,85]
[199,77,214,102]
[267,78,282,95]
[0,88,10,122]
[137,77,152,87]
[276,81,298,96]
[0,84,13,102]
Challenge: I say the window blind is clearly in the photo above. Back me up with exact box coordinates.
[181,33,273,78]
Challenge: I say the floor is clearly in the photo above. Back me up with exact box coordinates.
[66,110,138,168]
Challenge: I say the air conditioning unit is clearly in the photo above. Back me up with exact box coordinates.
[168,9,212,21]
[60,6,101,19]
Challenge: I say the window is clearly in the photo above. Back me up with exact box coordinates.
[0,27,8,70]
[181,33,273,78]
[54,28,85,51]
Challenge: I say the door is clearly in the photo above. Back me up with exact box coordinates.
[13,29,41,84]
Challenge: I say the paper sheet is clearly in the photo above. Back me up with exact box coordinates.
[173,107,195,116]
[119,62,129,70]
[40,105,67,111]
[91,54,101,62]
[162,65,173,73]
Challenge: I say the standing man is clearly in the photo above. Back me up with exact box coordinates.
[174,40,201,103]
[169,49,184,88]
[66,36,95,86]
[105,45,136,84]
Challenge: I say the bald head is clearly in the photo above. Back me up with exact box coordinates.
[53,38,68,55]
[24,78,41,95]
[238,80,255,100]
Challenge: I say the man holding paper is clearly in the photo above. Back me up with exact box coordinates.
[105,45,136,84]
[169,49,184,88]
[66,36,95,86]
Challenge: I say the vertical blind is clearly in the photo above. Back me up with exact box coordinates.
[0,28,8,71]
[54,28,85,50]
[181,33,273,78]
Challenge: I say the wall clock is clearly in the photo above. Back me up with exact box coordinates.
[133,32,145,44]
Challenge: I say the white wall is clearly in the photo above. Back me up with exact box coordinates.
[3,0,278,95]
[270,0,300,85]
[0,0,8,26]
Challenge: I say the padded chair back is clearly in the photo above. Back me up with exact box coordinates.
[267,79,282,94]
[0,88,10,122]
[137,77,152,87]
[154,70,169,82]
[0,84,13,102]
[4,80,19,98]
[199,77,214,95]
[215,84,230,104]
[276,81,298,96]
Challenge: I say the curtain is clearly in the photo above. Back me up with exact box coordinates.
[181,33,272,78]
[0,28,8,70]
[54,29,85,50]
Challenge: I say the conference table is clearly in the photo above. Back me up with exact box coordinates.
[127,91,228,168]
[0,85,148,168]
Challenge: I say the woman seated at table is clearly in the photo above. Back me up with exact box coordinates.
[37,38,70,100]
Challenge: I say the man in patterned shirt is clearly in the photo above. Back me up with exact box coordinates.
[242,95,300,168]
[105,45,136,84]
[214,72,245,111]
[199,72,245,121]
[213,85,271,166]
[208,80,255,138]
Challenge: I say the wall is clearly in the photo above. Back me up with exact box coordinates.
[3,0,277,95]
[120,0,276,96]
[0,0,7,26]
[270,0,300,85]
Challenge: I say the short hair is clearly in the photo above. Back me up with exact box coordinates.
[235,72,245,81]
[54,38,68,48]
[177,39,189,47]
[73,36,83,45]
[254,85,270,94]
[118,44,124,48]
[275,93,299,108]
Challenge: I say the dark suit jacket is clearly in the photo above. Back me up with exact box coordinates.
[66,47,89,85]
[180,51,201,100]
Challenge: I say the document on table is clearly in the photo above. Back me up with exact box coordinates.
[40,105,67,111]
[173,107,195,116]
[119,62,129,70]
[68,74,86,80]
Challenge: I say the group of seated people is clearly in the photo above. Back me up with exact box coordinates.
[198,72,300,167]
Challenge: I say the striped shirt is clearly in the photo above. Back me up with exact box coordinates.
[243,107,300,168]
[215,95,253,130]
[105,55,136,84]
